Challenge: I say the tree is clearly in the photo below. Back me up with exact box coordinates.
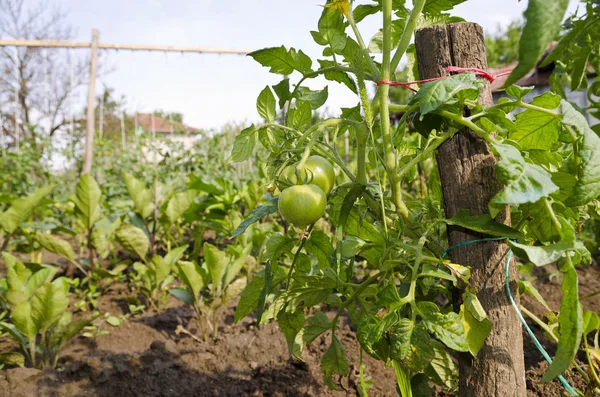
[485,21,522,67]
[0,0,88,149]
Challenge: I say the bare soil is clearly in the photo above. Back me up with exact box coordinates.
[1,255,599,396]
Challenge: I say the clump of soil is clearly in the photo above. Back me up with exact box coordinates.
[1,261,599,396]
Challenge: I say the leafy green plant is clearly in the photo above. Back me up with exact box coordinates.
[229,0,600,394]
[169,242,250,340]
[0,253,91,369]
[130,245,187,310]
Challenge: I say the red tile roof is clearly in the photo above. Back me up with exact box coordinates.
[136,113,200,134]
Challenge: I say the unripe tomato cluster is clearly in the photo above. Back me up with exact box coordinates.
[277,155,335,229]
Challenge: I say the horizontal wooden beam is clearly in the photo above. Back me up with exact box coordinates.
[0,39,250,55]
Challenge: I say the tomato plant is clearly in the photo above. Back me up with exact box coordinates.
[230,0,600,395]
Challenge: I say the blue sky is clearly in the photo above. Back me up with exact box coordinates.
[59,0,581,130]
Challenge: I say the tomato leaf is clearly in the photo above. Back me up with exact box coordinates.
[490,143,558,216]
[229,125,257,163]
[257,86,277,123]
[445,209,523,239]
[560,100,600,206]
[511,93,562,150]
[277,309,305,358]
[504,0,569,86]
[418,302,468,352]
[303,311,331,345]
[321,334,350,390]
[409,73,482,115]
[541,263,583,382]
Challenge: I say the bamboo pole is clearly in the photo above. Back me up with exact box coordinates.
[0,39,250,54]
[81,29,99,175]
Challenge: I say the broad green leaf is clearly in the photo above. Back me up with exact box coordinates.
[248,46,295,75]
[72,175,101,229]
[353,4,379,23]
[583,311,600,336]
[424,341,458,390]
[303,311,331,345]
[542,263,583,382]
[294,86,329,110]
[520,280,552,312]
[423,0,467,15]
[122,173,154,219]
[321,334,350,390]
[410,373,433,397]
[4,253,31,305]
[312,8,347,54]
[0,321,27,347]
[204,243,228,292]
[511,93,562,150]
[0,352,25,367]
[281,273,337,313]
[409,73,482,115]
[583,311,600,337]
[257,86,277,122]
[224,244,251,287]
[0,186,53,233]
[165,190,197,224]
[272,78,290,109]
[460,304,492,356]
[175,261,205,297]
[25,267,57,301]
[304,230,334,269]
[91,216,122,259]
[11,302,37,341]
[445,209,523,239]
[329,185,385,244]
[287,101,313,130]
[317,59,357,94]
[405,326,436,372]
[231,197,278,239]
[31,281,69,332]
[261,232,295,266]
[389,319,415,361]
[34,233,76,263]
[463,293,487,323]
[169,287,195,305]
[357,315,393,361]
[504,0,569,86]
[59,318,93,346]
[508,219,575,266]
[223,277,247,304]
[505,85,534,99]
[234,273,264,323]
[418,302,468,352]
[228,125,257,163]
[164,245,188,267]
[116,224,149,260]
[560,100,600,206]
[490,143,558,214]
[151,256,171,285]
[277,309,305,358]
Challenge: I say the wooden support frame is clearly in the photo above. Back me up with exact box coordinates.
[0,30,251,175]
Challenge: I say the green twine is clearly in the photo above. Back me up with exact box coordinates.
[442,237,578,397]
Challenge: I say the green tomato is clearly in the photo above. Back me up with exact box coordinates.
[278,155,335,194]
[278,184,327,229]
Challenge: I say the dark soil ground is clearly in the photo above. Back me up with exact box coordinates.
[1,253,600,397]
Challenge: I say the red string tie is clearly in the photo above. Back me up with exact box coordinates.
[376,67,512,90]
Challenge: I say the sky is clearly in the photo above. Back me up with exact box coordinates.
[55,0,582,131]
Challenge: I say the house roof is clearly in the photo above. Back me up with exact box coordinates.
[136,113,201,134]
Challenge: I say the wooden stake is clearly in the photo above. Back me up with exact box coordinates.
[415,22,526,397]
[81,28,99,175]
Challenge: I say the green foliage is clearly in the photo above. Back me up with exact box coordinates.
[230,0,600,393]
[0,254,90,369]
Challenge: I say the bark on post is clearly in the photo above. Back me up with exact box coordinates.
[414,23,526,396]
[81,28,99,175]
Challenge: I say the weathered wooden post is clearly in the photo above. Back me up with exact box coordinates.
[81,28,99,175]
[415,22,526,396]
